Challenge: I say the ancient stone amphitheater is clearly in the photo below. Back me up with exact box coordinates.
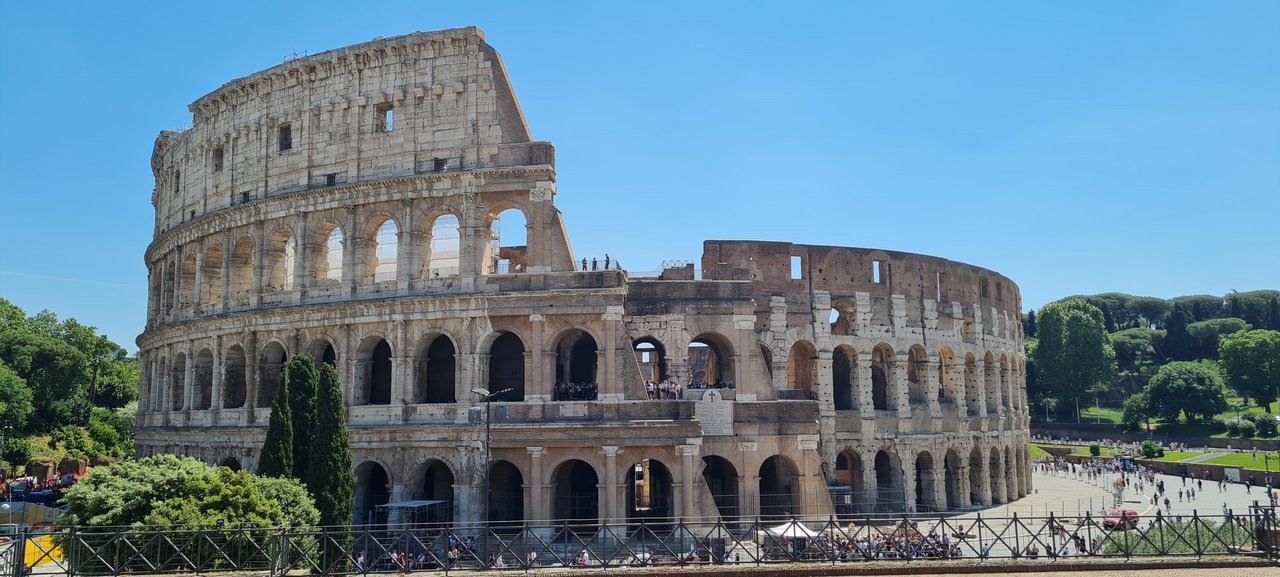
[136,27,1030,527]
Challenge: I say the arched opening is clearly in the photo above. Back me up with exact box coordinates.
[170,353,186,410]
[371,218,399,283]
[632,339,667,382]
[552,459,598,526]
[223,345,246,409]
[355,462,391,526]
[195,348,215,410]
[229,237,254,306]
[915,451,938,512]
[688,334,734,388]
[307,339,338,368]
[758,455,798,521]
[554,329,597,400]
[487,332,525,401]
[834,450,863,517]
[701,456,739,521]
[488,461,524,525]
[944,449,963,510]
[968,447,984,506]
[988,447,1005,505]
[414,459,455,525]
[874,450,903,513]
[830,300,855,335]
[179,253,197,312]
[218,457,242,471]
[427,214,460,277]
[832,346,857,411]
[358,339,393,405]
[487,208,528,274]
[906,345,928,405]
[416,335,456,403]
[871,344,893,411]
[309,223,344,284]
[627,459,674,526]
[786,341,817,399]
[264,228,294,292]
[201,244,223,310]
[938,348,956,405]
[258,342,287,406]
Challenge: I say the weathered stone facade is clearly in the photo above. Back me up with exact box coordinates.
[136,27,1030,526]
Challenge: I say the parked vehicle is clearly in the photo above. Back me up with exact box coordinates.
[1103,509,1139,530]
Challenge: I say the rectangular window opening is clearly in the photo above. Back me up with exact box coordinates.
[325,173,337,187]
[997,281,1004,301]
[212,146,224,172]
[240,192,250,205]
[278,124,292,151]
[376,103,394,133]
[189,210,195,221]
[790,256,802,280]
[936,271,946,303]
[433,157,446,172]
[872,260,882,284]
[172,170,180,195]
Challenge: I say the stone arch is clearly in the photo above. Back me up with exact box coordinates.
[832,345,858,411]
[179,252,197,312]
[786,340,817,399]
[938,347,956,404]
[689,332,734,387]
[944,448,963,510]
[200,242,224,309]
[833,449,863,516]
[988,446,1005,505]
[553,327,598,400]
[415,333,456,403]
[425,212,461,277]
[170,353,186,410]
[354,461,392,526]
[906,345,928,405]
[626,458,674,525]
[223,344,247,409]
[968,446,985,506]
[488,460,524,524]
[632,338,667,383]
[874,449,904,513]
[486,331,525,401]
[871,343,894,411]
[309,221,345,284]
[218,456,242,471]
[915,450,939,512]
[830,298,857,336]
[258,340,288,406]
[306,337,338,368]
[361,213,399,284]
[355,336,393,405]
[486,205,528,274]
[758,455,799,520]
[264,226,295,292]
[551,459,599,525]
[410,458,455,524]
[701,455,739,520]
[229,236,254,306]
[195,348,215,410]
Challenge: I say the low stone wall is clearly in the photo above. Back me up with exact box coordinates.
[1057,453,1277,487]
[1032,424,1280,451]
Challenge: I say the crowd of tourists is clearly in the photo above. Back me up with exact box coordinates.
[644,379,735,400]
[1,469,86,506]
[552,382,598,401]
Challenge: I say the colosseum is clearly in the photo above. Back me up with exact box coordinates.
[135,27,1031,528]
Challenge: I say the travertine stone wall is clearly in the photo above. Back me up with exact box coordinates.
[137,28,1031,527]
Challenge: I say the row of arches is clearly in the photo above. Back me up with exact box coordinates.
[150,206,530,324]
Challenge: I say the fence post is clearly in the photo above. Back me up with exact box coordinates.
[13,527,28,577]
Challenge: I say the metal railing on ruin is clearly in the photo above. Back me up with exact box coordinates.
[11,505,1278,576]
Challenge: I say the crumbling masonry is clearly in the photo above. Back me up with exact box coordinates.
[136,27,1031,526]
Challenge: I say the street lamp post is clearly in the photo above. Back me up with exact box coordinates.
[1,420,12,502]
[471,387,513,529]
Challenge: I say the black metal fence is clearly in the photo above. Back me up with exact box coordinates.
[10,507,1279,576]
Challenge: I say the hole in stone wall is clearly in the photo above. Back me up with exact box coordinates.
[790,256,802,280]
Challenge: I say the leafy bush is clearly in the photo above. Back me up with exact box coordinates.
[1255,416,1279,438]
[1211,414,1230,430]
[1241,412,1261,424]
[1089,443,1101,456]
[2,436,32,468]
[1140,440,1161,459]
[1234,418,1257,438]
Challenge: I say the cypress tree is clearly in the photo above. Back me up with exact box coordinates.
[286,355,320,483]
[257,372,294,478]
[1164,303,1193,361]
[309,363,354,528]
[1268,296,1280,331]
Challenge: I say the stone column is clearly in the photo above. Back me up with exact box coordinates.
[924,359,942,418]
[342,208,357,296]
[679,444,697,520]
[193,249,204,314]
[251,223,264,307]
[183,344,196,411]
[860,450,878,513]
[244,331,258,412]
[958,465,972,509]
[952,363,968,419]
[397,199,414,291]
[902,456,917,513]
[857,357,875,420]
[977,450,993,506]
[932,458,948,512]
[972,361,988,419]
[220,236,231,312]
[292,214,307,304]
[527,447,546,523]
[391,319,408,407]
[388,483,408,525]
[602,309,621,399]
[601,446,620,523]
[892,354,910,419]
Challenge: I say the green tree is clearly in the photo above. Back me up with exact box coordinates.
[286,356,319,483]
[0,359,34,430]
[1033,298,1115,419]
[308,363,353,528]
[1187,317,1250,359]
[258,372,294,478]
[1218,329,1280,411]
[1144,361,1229,424]
[2,437,33,467]
[1164,303,1194,361]
[1172,295,1225,322]
[1110,328,1164,395]
[1121,391,1151,431]
[0,328,87,430]
[1269,296,1280,331]
[1022,309,1037,338]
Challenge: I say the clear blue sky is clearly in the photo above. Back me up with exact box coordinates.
[1,1,1277,352]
